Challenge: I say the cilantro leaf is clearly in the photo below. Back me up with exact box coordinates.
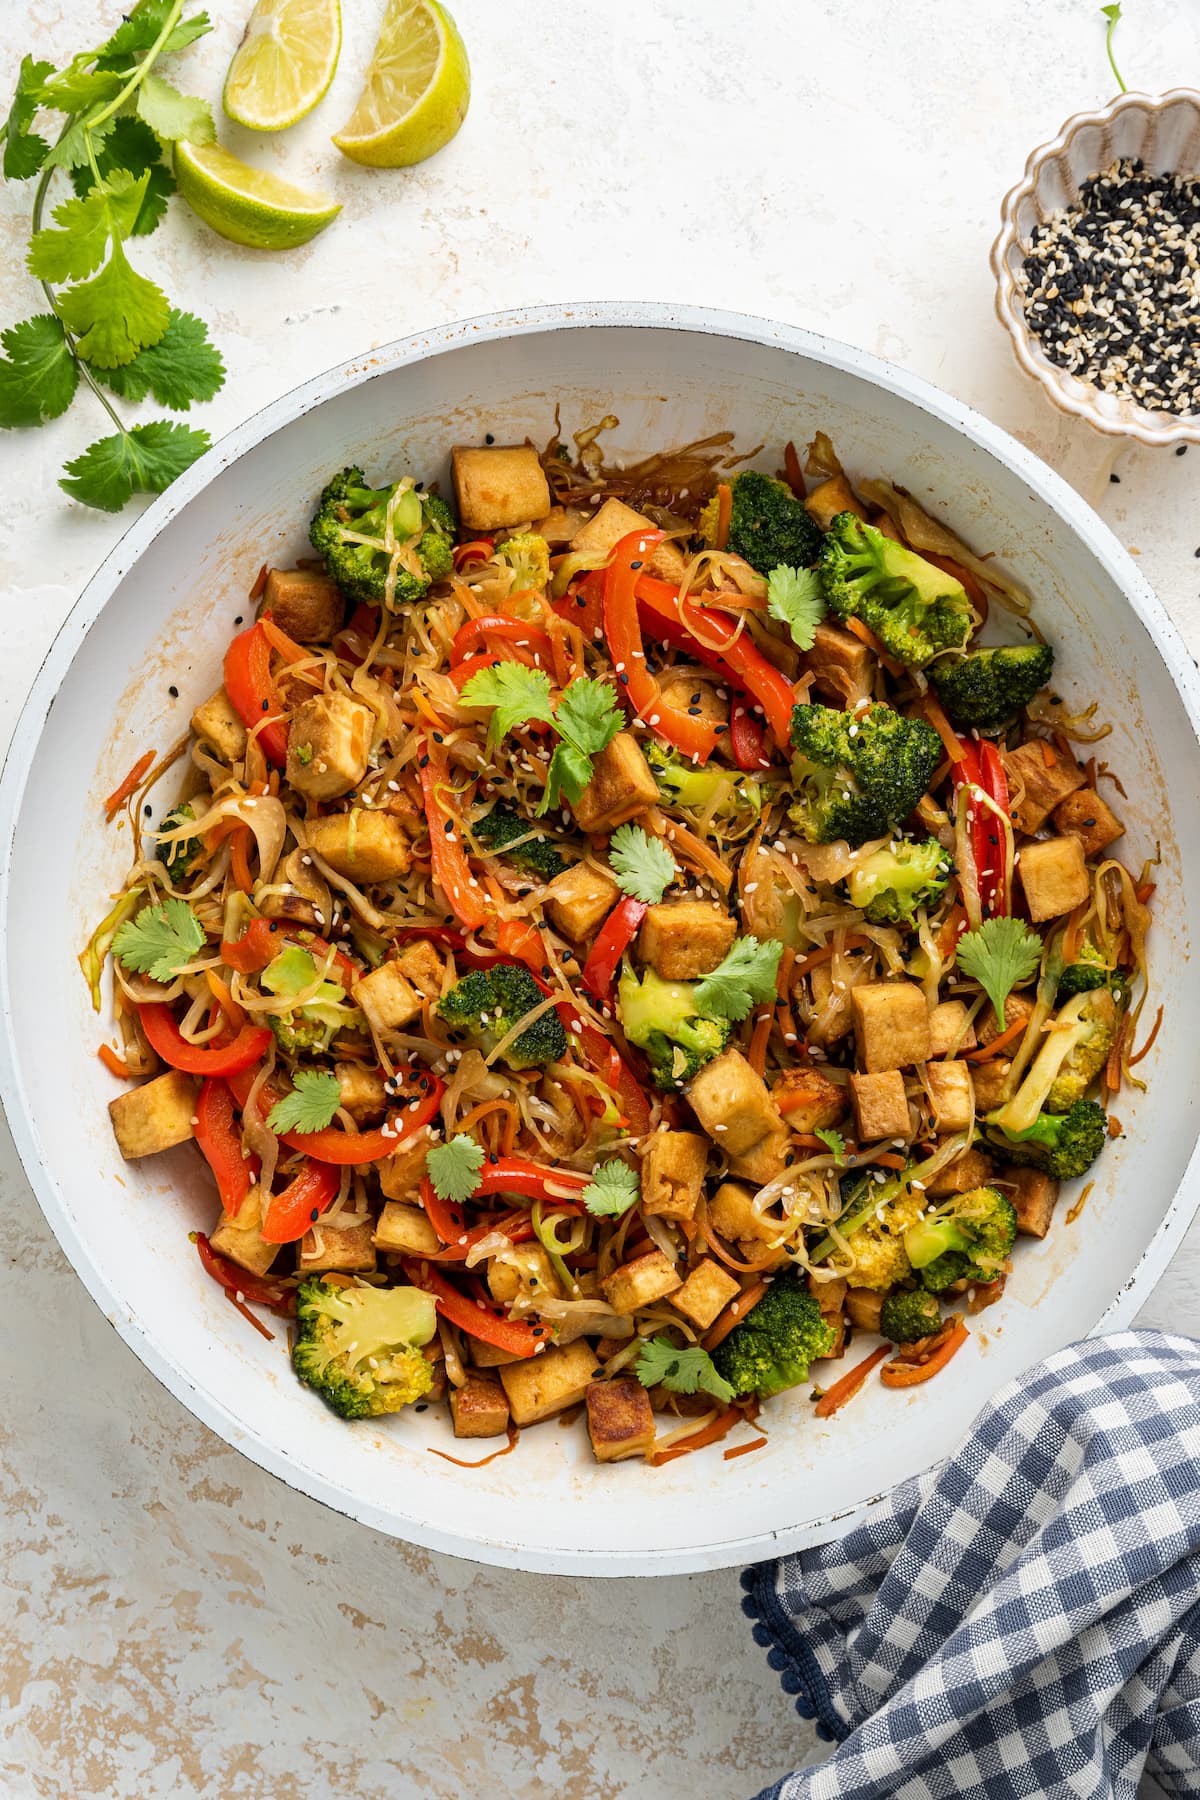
[694,935,783,1021]
[608,823,676,904]
[0,315,78,428]
[112,896,204,982]
[459,662,556,744]
[58,239,170,368]
[955,916,1043,1030]
[98,2,212,66]
[101,309,225,410]
[135,72,215,145]
[34,66,124,113]
[70,120,176,238]
[267,1069,342,1136]
[2,56,54,180]
[43,113,116,174]
[582,1159,640,1218]
[767,565,825,651]
[28,171,150,284]
[60,420,209,511]
[426,1134,486,1205]
[815,1127,846,1164]
[539,742,594,815]
[636,1335,734,1404]
[554,678,622,757]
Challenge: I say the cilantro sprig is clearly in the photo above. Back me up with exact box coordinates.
[767,565,825,651]
[0,2,226,510]
[267,1069,342,1136]
[112,895,203,981]
[693,935,783,1021]
[955,916,1043,1029]
[459,665,623,815]
[581,1159,640,1218]
[814,1126,846,1164]
[608,823,677,905]
[426,1135,486,1205]
[1100,4,1126,93]
[636,1334,735,1405]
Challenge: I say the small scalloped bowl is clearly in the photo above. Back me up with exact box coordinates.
[992,87,1200,447]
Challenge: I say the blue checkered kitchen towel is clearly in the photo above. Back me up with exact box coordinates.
[742,1331,1200,1800]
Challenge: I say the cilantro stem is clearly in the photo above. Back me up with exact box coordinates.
[1101,4,1127,93]
[31,129,126,437]
[88,0,186,131]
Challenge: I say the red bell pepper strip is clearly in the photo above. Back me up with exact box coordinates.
[451,616,555,669]
[729,704,771,772]
[604,531,720,763]
[494,917,548,975]
[555,567,607,641]
[417,731,491,931]
[580,897,647,1003]
[139,1004,273,1077]
[280,1076,444,1165]
[224,620,288,766]
[474,1158,588,1201]
[195,1078,258,1216]
[401,1258,545,1357]
[430,1207,538,1261]
[571,1017,652,1135]
[194,1232,295,1315]
[261,1158,342,1243]
[951,737,1010,918]
[635,573,798,748]
[220,917,358,990]
[391,924,467,951]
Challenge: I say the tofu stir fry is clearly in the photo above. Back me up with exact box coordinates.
[90,424,1157,1464]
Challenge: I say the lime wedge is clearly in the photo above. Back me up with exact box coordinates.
[223,0,342,132]
[174,142,341,251]
[332,0,469,169]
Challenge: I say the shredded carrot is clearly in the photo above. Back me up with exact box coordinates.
[1065,1180,1095,1225]
[937,905,967,960]
[714,482,732,551]
[457,1097,520,1142]
[1134,880,1157,905]
[814,1343,890,1418]
[1105,1015,1129,1095]
[104,748,156,820]
[723,1435,769,1461]
[775,1084,827,1116]
[650,1405,743,1466]
[1041,741,1056,768]
[702,1279,770,1351]
[964,1017,1026,1062]
[1061,903,1087,965]
[1128,1004,1163,1067]
[841,615,891,660]
[920,693,966,764]
[97,1043,130,1078]
[1108,1115,1123,1138]
[747,1007,773,1077]
[871,1152,908,1170]
[206,970,244,1030]
[697,1210,780,1274]
[260,615,315,668]
[430,1422,520,1468]
[249,563,269,601]
[879,1315,968,1388]
[229,824,255,895]
[644,809,732,891]
[411,690,451,733]
[783,440,806,499]
[225,1288,275,1341]
[793,934,871,978]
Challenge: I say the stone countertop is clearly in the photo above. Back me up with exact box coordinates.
[2,1,1198,1794]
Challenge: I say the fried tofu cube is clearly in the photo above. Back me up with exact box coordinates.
[305,811,413,883]
[845,1287,884,1332]
[571,732,659,834]
[638,901,735,979]
[1002,740,1085,833]
[452,445,551,531]
[1018,835,1089,923]
[708,1180,775,1244]
[209,1185,279,1278]
[585,1377,656,1462]
[806,958,859,1044]
[543,861,621,940]
[671,1259,740,1331]
[109,1069,199,1160]
[335,1060,388,1124]
[810,1273,848,1315]
[728,1127,790,1186]
[770,1066,846,1133]
[353,961,421,1035]
[804,474,868,531]
[191,686,247,762]
[299,1216,376,1273]
[925,1060,973,1133]
[377,1128,434,1200]
[261,567,342,643]
[394,939,445,1000]
[372,1200,440,1257]
[1007,1165,1060,1238]
[686,1048,785,1157]
[469,1338,523,1369]
[970,1057,1013,1112]
[1052,786,1124,860]
[285,693,373,801]
[569,496,686,583]
[850,1069,910,1141]
[641,1130,708,1220]
[922,1145,994,1197]
[851,980,932,1072]
[657,671,728,728]
[487,1244,562,1304]
[929,999,977,1058]
[499,1340,600,1426]
[802,621,874,709]
[450,1376,511,1439]
[978,992,1036,1046]
[600,1249,682,1315]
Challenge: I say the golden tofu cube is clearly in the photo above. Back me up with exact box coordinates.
[641,1130,708,1220]
[809,1273,848,1315]
[262,566,342,643]
[335,1060,388,1124]
[372,1200,440,1257]
[804,474,868,532]
[569,496,685,583]
[299,1216,376,1273]
[209,1186,279,1278]
[452,444,551,531]
[305,811,413,883]
[487,1243,562,1304]
[770,1066,846,1133]
[1006,1165,1060,1239]
[286,693,373,801]
[394,938,445,999]
[657,671,728,728]
[851,981,932,1072]
[450,1375,511,1439]
[109,1069,199,1160]
[845,1287,884,1332]
[1051,786,1124,860]
[970,1057,1013,1112]
[353,961,421,1035]
[499,1340,600,1426]
[543,860,621,940]
[637,901,735,980]
[191,686,247,762]
[600,1249,682,1315]
[470,1338,524,1369]
[1018,835,1089,923]
[585,1377,656,1462]
[728,1126,790,1186]
[802,620,874,709]
[929,999,977,1058]
[572,732,659,834]
[708,1180,776,1244]
[850,1069,910,1141]
[806,959,858,1044]
[685,1049,784,1156]
[922,1145,994,1197]
[978,992,1036,1046]
[925,1060,974,1133]
[671,1258,740,1331]
[1002,740,1085,834]
[377,1128,434,1199]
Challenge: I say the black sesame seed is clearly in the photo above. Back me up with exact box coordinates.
[418,754,430,768]
[618,672,629,686]
[168,684,178,698]
[1110,472,1121,483]
[488,1152,499,1164]
[143,803,152,817]
[1177,444,1188,455]
[485,433,495,445]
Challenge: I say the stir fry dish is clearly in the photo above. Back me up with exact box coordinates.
[88,422,1157,1466]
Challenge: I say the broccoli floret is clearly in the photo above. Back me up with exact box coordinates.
[157,803,202,877]
[987,1098,1108,1182]
[644,741,764,818]
[261,945,362,1057]
[293,1277,437,1419]
[472,803,566,883]
[788,702,942,847]
[809,1173,926,1291]
[930,643,1055,730]
[697,470,823,575]
[819,513,975,669]
[879,1288,942,1344]
[1047,987,1118,1112]
[309,466,456,609]
[903,1185,1016,1293]
[990,990,1116,1134]
[711,1269,836,1397]
[845,837,953,925]
[616,965,731,1090]
[497,532,551,594]
[1057,941,1114,1002]
[438,961,567,1070]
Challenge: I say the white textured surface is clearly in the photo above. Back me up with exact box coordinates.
[1,1,1199,1795]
